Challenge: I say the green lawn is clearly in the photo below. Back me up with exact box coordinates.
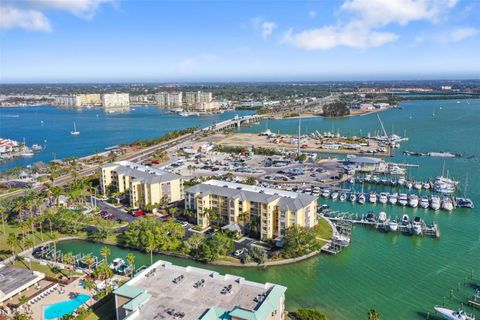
[314,217,334,240]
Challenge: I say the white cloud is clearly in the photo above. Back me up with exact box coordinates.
[0,0,113,31]
[284,0,459,50]
[447,27,478,42]
[283,25,398,50]
[0,6,51,31]
[309,10,316,18]
[252,17,277,39]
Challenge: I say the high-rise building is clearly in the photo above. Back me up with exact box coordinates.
[54,95,81,107]
[185,180,318,240]
[155,92,183,107]
[78,93,101,106]
[101,93,130,108]
[184,91,213,105]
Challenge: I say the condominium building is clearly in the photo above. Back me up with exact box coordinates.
[184,91,213,106]
[54,94,101,107]
[0,265,45,305]
[102,93,130,108]
[185,180,318,240]
[155,92,183,107]
[54,95,81,107]
[100,161,183,209]
[78,93,101,106]
[113,259,287,320]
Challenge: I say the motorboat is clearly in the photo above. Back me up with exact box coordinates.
[435,182,456,194]
[430,195,441,210]
[388,193,398,205]
[397,177,406,186]
[358,194,366,204]
[455,197,474,209]
[442,197,454,211]
[332,234,351,247]
[401,214,410,224]
[31,144,43,152]
[378,211,387,223]
[349,193,357,202]
[412,216,422,235]
[398,193,408,206]
[420,196,430,209]
[406,182,413,189]
[331,192,339,200]
[379,193,388,204]
[321,189,331,198]
[369,192,377,204]
[339,193,347,201]
[388,220,398,232]
[109,258,126,273]
[413,182,422,190]
[422,182,431,189]
[71,122,80,135]
[408,194,419,208]
[433,306,475,320]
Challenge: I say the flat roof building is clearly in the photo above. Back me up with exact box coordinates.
[113,260,287,320]
[100,161,183,209]
[0,265,45,305]
[185,180,318,240]
[102,93,130,108]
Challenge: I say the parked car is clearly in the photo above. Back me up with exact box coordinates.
[233,248,246,258]
[100,210,109,216]
[103,213,114,220]
[129,209,145,217]
[175,220,189,227]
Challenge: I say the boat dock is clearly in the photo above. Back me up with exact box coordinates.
[320,211,441,238]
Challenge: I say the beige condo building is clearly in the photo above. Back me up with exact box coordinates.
[100,161,183,209]
[102,93,130,108]
[185,180,318,240]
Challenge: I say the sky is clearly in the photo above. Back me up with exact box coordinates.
[0,0,479,82]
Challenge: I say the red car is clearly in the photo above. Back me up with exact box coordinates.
[129,210,145,217]
[103,213,114,220]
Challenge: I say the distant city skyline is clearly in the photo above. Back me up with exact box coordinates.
[1,0,479,82]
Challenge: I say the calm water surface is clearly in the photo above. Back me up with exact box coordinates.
[20,100,480,318]
[0,105,253,171]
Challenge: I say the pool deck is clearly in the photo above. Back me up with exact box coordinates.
[27,278,92,320]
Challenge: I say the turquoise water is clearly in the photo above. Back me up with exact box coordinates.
[0,106,253,171]
[28,99,480,318]
[44,293,90,320]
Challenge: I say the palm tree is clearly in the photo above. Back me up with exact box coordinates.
[144,230,156,265]
[0,204,6,235]
[169,207,179,219]
[83,278,96,294]
[83,253,95,273]
[100,246,111,264]
[238,211,249,227]
[7,233,18,256]
[62,252,75,276]
[126,252,136,278]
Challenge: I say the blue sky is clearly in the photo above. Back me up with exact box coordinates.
[0,0,479,82]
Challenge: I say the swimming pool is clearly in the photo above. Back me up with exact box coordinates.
[43,294,90,320]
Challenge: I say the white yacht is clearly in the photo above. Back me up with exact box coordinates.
[413,182,422,190]
[433,306,475,320]
[388,220,398,232]
[430,195,441,210]
[349,193,357,202]
[71,122,80,135]
[398,193,408,206]
[378,211,387,223]
[321,189,331,198]
[397,177,406,186]
[388,193,398,205]
[332,234,351,247]
[369,192,377,204]
[420,196,430,209]
[109,258,126,272]
[408,194,419,208]
[339,193,347,201]
[422,182,431,189]
[442,197,454,211]
[331,192,339,200]
[358,194,366,204]
[412,216,422,235]
[406,181,413,189]
[379,193,388,204]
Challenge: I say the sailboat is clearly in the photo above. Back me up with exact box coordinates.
[71,122,80,135]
